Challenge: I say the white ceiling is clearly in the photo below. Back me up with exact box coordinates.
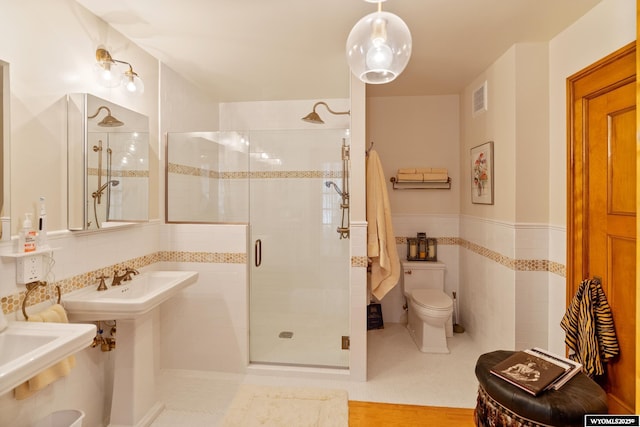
[76,0,602,102]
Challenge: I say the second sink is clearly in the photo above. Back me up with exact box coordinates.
[63,270,198,321]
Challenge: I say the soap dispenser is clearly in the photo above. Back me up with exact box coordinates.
[18,213,37,253]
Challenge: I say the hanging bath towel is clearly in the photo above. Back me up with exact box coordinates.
[14,304,77,399]
[366,149,400,300]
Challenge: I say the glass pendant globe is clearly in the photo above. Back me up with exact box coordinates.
[346,10,412,84]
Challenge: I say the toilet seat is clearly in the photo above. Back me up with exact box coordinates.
[411,289,452,311]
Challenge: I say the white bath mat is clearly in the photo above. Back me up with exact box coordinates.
[220,384,348,427]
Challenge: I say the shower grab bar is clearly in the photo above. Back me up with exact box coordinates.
[255,239,262,267]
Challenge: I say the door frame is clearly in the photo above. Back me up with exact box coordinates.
[566,40,637,411]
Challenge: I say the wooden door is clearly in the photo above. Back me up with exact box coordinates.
[568,42,636,414]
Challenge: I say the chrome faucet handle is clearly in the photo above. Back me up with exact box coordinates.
[97,275,108,291]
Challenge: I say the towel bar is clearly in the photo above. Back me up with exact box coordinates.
[22,281,61,320]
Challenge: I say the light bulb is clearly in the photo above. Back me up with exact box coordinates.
[123,72,144,94]
[346,10,412,84]
[94,61,121,88]
[366,42,393,70]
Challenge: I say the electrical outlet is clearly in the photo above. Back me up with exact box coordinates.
[16,255,43,284]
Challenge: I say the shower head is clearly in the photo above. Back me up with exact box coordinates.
[325,180,346,198]
[95,179,120,195]
[88,106,125,127]
[302,101,350,124]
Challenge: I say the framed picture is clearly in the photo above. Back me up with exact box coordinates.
[471,141,494,204]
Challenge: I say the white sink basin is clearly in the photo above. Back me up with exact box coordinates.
[0,321,96,396]
[63,270,198,321]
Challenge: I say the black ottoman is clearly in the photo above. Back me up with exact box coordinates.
[474,350,608,427]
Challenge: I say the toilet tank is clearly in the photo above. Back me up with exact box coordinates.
[401,261,445,294]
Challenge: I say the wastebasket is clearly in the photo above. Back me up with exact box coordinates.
[33,410,85,427]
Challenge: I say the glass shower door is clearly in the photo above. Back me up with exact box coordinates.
[249,129,350,368]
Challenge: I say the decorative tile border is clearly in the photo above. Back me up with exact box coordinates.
[167,162,220,179]
[167,164,343,180]
[2,239,565,315]
[351,256,368,268]
[358,237,566,277]
[88,167,149,178]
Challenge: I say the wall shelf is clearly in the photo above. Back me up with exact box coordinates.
[1,247,59,258]
[390,176,451,190]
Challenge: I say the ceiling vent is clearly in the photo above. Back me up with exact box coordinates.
[472,81,488,116]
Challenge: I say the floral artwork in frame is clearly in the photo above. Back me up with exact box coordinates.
[471,141,494,204]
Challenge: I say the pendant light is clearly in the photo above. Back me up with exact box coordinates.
[346,0,412,84]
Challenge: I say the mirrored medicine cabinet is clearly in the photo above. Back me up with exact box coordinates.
[0,60,9,234]
[67,93,149,231]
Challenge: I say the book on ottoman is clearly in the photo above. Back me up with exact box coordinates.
[490,350,569,396]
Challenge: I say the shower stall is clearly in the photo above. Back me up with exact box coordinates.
[249,129,350,368]
[166,127,351,369]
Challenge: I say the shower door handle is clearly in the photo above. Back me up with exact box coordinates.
[255,239,262,267]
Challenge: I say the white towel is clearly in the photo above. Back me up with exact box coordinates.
[367,150,400,300]
[396,173,424,182]
[397,168,416,174]
[14,304,76,400]
[422,172,448,182]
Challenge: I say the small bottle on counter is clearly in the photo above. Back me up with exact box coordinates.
[18,213,37,253]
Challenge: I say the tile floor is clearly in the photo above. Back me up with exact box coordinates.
[152,323,482,426]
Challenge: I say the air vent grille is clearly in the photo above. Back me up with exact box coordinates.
[472,81,488,116]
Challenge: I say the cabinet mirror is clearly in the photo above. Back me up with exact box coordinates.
[67,93,149,230]
[0,60,8,235]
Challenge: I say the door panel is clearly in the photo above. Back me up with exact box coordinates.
[568,42,636,414]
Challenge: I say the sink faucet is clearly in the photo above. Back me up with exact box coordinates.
[111,267,140,286]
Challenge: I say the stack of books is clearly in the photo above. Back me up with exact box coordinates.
[490,348,583,396]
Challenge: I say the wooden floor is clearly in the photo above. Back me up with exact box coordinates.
[349,401,475,427]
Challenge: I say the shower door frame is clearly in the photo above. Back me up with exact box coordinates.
[248,128,351,369]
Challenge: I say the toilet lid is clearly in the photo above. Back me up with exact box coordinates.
[412,289,453,310]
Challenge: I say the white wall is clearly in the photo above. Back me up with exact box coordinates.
[367,95,461,215]
[0,1,220,425]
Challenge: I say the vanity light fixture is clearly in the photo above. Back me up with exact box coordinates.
[346,0,412,84]
[301,101,350,124]
[94,48,145,94]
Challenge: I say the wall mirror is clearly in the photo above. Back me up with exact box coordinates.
[166,131,249,223]
[0,60,9,235]
[67,93,149,230]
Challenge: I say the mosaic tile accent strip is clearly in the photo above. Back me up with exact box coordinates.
[351,256,368,267]
[1,241,565,316]
[168,162,220,179]
[249,171,343,179]
[159,251,246,264]
[167,167,343,180]
[110,169,150,178]
[397,236,563,275]
[88,168,149,178]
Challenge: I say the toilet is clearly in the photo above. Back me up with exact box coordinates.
[401,261,453,353]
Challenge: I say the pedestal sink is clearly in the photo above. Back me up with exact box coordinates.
[0,321,96,397]
[64,270,198,427]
